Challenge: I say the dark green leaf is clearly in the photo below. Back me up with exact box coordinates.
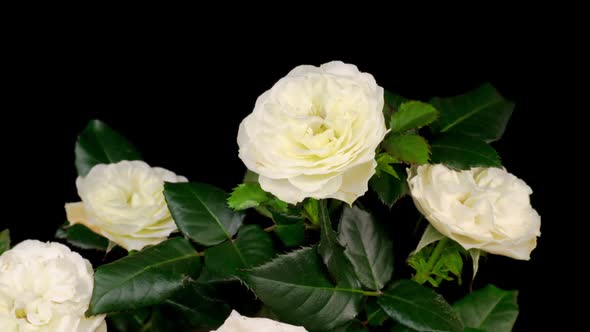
[453,285,518,331]
[205,225,274,278]
[366,298,389,326]
[376,153,400,179]
[0,229,9,255]
[330,320,368,331]
[391,101,438,134]
[164,182,244,246]
[430,84,514,142]
[55,224,109,251]
[160,282,231,329]
[338,206,393,290]
[243,247,363,331]
[75,119,142,176]
[390,324,415,332]
[275,223,306,247]
[378,280,463,332]
[303,198,321,225]
[317,201,360,288]
[243,169,259,184]
[383,90,408,128]
[430,134,501,170]
[383,134,430,165]
[370,165,408,208]
[107,308,150,332]
[88,238,201,315]
[227,183,269,210]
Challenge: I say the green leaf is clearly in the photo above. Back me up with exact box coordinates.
[243,169,259,184]
[330,320,368,331]
[383,134,430,165]
[391,101,438,134]
[303,198,321,225]
[390,324,414,332]
[430,84,514,142]
[383,90,408,128]
[243,247,363,331]
[378,280,463,332]
[369,164,408,208]
[275,223,305,247]
[453,285,518,331]
[205,225,275,278]
[430,134,501,170]
[75,119,142,176]
[107,308,150,332]
[159,282,231,329]
[164,182,244,246]
[376,153,400,179]
[409,239,465,287]
[55,224,109,251]
[469,249,481,282]
[0,229,10,255]
[88,237,201,315]
[227,183,269,210]
[366,298,389,326]
[317,200,360,287]
[413,225,444,255]
[338,206,393,290]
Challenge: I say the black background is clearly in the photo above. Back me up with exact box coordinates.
[3,30,562,330]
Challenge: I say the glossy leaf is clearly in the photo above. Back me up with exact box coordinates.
[430,84,514,142]
[383,90,408,127]
[164,182,243,246]
[88,237,201,315]
[453,285,518,331]
[338,206,393,290]
[430,134,501,170]
[383,134,430,165]
[107,308,150,332]
[330,320,368,331]
[0,229,9,255]
[243,247,362,331]
[205,225,274,278]
[391,101,438,134]
[227,183,269,210]
[55,223,109,251]
[370,164,408,208]
[376,153,400,179]
[366,298,389,326]
[378,280,463,332]
[75,119,142,176]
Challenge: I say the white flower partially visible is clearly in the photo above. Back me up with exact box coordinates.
[408,164,541,260]
[0,240,106,332]
[66,160,187,251]
[238,61,387,205]
[212,310,307,332]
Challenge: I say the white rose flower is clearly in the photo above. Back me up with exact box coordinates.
[0,240,106,332]
[237,61,387,205]
[65,160,187,251]
[408,164,541,260]
[212,310,307,332]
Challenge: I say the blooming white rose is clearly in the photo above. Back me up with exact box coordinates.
[212,310,307,332]
[0,240,106,332]
[66,160,187,251]
[408,164,541,260]
[237,61,387,204]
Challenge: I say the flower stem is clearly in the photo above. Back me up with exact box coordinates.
[412,237,448,284]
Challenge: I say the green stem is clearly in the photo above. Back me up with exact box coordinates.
[412,237,449,284]
[359,290,382,297]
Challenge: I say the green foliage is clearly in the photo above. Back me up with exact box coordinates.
[243,247,363,331]
[272,209,306,247]
[75,119,142,176]
[430,134,501,169]
[0,229,9,255]
[370,164,408,208]
[303,198,321,225]
[87,238,201,315]
[55,223,109,251]
[375,153,400,179]
[382,134,430,165]
[164,182,244,246]
[227,183,270,210]
[430,84,514,142]
[390,101,438,134]
[453,285,519,331]
[377,280,463,332]
[330,320,368,331]
[383,90,408,128]
[107,308,150,332]
[409,238,465,287]
[365,298,389,326]
[204,225,275,278]
[337,206,393,290]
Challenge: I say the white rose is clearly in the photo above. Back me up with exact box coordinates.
[65,160,187,251]
[237,61,387,205]
[212,310,307,332]
[0,240,106,332]
[408,164,541,260]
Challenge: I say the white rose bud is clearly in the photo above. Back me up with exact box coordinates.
[65,160,187,251]
[0,240,106,332]
[408,164,541,260]
[212,310,307,332]
[238,61,387,205]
